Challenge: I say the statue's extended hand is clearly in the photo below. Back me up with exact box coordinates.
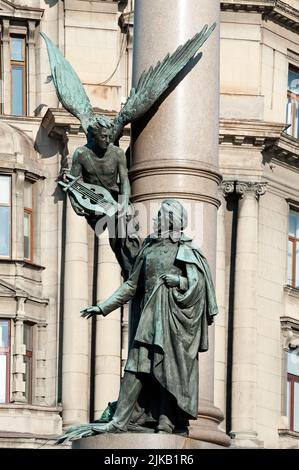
[80,305,104,319]
[161,274,180,288]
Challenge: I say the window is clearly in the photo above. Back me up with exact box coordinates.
[288,209,299,288]
[0,320,10,404]
[23,323,33,403]
[286,66,299,139]
[0,175,11,257]
[10,36,26,116]
[287,347,299,432]
[24,180,33,261]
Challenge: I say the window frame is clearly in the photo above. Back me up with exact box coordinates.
[0,319,11,404]
[287,206,299,289]
[23,322,33,404]
[287,65,299,139]
[10,35,27,117]
[24,179,34,262]
[0,174,12,259]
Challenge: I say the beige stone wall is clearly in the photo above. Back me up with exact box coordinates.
[1,0,299,449]
[0,0,128,447]
[218,1,299,449]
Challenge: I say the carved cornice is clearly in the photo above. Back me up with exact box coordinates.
[41,107,116,140]
[267,0,299,33]
[0,279,48,305]
[0,0,44,21]
[236,181,268,198]
[281,314,299,349]
[221,1,299,33]
[221,1,275,13]
[265,131,299,169]
[219,118,285,148]
[41,108,81,140]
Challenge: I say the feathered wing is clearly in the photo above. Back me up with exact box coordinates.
[41,33,110,134]
[110,23,216,143]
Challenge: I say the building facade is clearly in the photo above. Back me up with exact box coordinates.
[0,0,298,449]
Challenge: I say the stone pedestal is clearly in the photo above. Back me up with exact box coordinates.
[73,433,225,449]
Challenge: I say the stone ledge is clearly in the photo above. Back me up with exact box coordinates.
[221,1,299,33]
[219,118,285,147]
[0,404,62,436]
[73,433,228,449]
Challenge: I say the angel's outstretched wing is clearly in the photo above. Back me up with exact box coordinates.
[110,23,216,143]
[41,33,111,133]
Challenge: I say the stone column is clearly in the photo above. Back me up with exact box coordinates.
[12,298,26,403]
[214,185,232,426]
[130,0,229,447]
[94,231,121,418]
[27,21,37,116]
[231,181,267,447]
[12,171,25,260]
[35,322,47,405]
[1,20,11,115]
[62,191,89,427]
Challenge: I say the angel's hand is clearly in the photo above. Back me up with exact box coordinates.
[73,205,88,217]
[80,305,104,319]
[70,196,88,217]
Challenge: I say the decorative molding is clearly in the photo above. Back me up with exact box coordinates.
[236,181,268,198]
[267,0,299,34]
[1,18,9,43]
[41,107,116,140]
[265,132,299,169]
[287,49,299,67]
[286,198,299,209]
[284,285,299,300]
[131,191,222,209]
[0,278,48,305]
[221,1,299,33]
[280,314,299,350]
[0,279,16,296]
[220,180,235,197]
[221,1,275,13]
[0,0,44,21]
[219,119,285,148]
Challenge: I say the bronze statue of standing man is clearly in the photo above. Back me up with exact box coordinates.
[58,200,218,442]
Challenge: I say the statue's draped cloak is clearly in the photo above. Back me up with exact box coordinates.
[100,235,218,419]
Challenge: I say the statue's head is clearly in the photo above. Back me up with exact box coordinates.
[154,199,188,238]
[87,122,112,152]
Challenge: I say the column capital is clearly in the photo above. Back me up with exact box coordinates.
[236,181,267,199]
[220,180,235,197]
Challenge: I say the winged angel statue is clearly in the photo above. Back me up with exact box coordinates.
[41,23,215,279]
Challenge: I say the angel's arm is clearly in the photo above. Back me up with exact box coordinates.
[70,148,83,177]
[117,148,130,208]
[68,150,88,216]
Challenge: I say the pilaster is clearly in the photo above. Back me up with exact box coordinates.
[231,180,267,448]
[12,298,26,403]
